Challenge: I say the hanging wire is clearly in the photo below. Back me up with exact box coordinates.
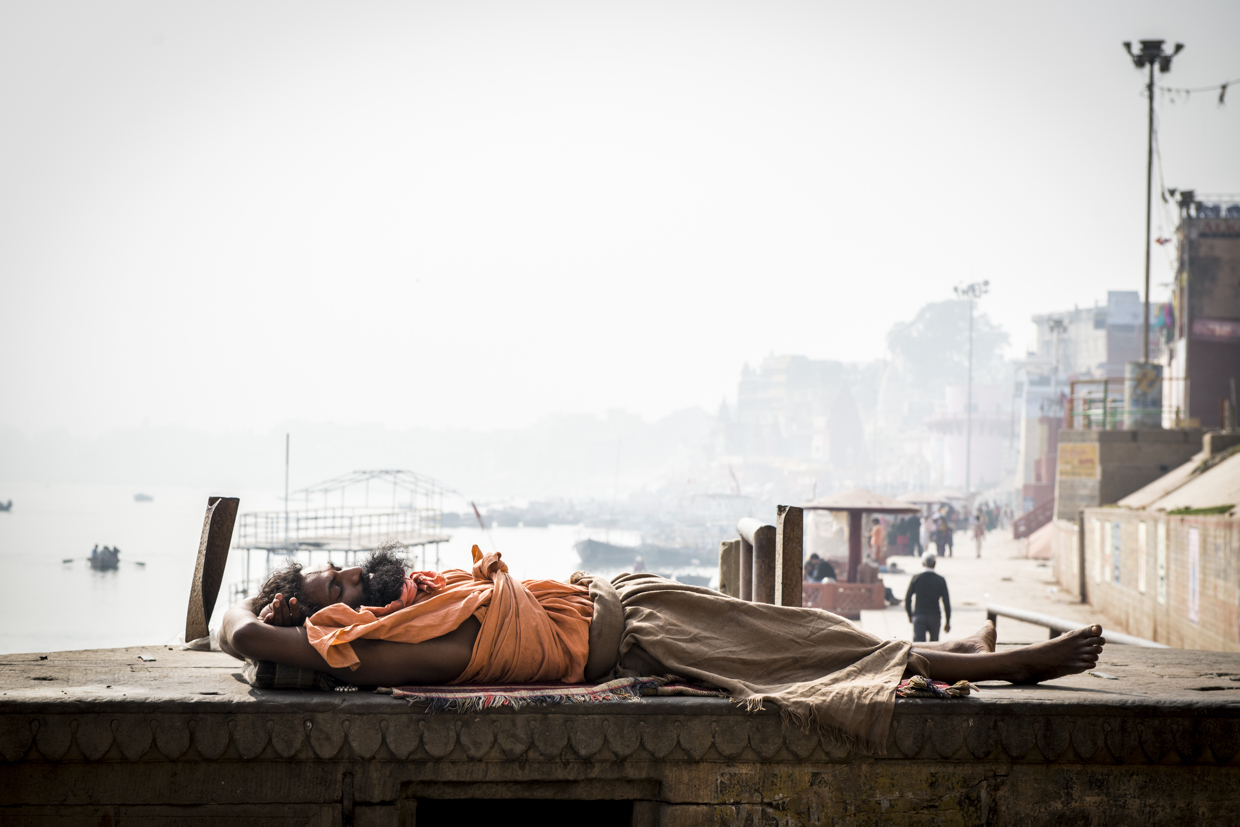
[1157,76,1238,105]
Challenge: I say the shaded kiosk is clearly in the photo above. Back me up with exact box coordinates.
[896,491,941,507]
[801,489,920,619]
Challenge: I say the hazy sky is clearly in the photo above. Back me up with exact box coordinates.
[3,1,1237,436]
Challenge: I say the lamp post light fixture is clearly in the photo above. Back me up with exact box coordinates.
[1123,39,1184,363]
[954,280,989,497]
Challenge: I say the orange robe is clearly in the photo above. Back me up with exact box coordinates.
[304,546,593,684]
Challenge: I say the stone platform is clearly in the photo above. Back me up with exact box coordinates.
[3,645,1240,826]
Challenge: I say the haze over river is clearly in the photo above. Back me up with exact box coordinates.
[0,482,615,655]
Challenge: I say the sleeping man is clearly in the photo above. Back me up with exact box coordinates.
[219,543,1106,750]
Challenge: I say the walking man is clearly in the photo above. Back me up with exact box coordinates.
[905,551,951,643]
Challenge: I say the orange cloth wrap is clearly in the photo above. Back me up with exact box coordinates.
[304,546,593,684]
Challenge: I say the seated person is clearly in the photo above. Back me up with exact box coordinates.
[220,544,1107,750]
[802,553,837,582]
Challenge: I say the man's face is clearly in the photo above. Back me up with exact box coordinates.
[299,547,410,610]
[301,563,367,610]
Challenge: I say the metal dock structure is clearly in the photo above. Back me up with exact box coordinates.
[230,469,455,602]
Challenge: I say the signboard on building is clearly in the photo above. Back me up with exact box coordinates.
[1058,443,1100,479]
[1191,318,1240,343]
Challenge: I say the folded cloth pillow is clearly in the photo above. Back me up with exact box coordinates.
[243,658,351,691]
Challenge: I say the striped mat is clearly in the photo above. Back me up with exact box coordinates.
[376,676,726,712]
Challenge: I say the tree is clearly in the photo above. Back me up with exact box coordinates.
[886,300,1010,397]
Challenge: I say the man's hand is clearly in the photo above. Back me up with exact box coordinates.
[944,623,951,633]
[259,593,306,627]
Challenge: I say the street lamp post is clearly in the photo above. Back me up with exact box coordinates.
[1047,316,1068,414]
[1123,39,1183,362]
[954,281,989,497]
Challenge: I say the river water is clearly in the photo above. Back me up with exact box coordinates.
[0,481,640,655]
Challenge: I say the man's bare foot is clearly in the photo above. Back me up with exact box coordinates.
[912,625,1105,685]
[913,621,997,654]
[1003,625,1105,684]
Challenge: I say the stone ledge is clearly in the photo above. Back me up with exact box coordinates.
[2,646,1239,768]
[5,647,1240,824]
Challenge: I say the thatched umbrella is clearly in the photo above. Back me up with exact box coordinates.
[803,489,921,583]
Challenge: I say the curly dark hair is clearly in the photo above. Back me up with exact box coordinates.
[253,542,412,619]
[254,560,321,617]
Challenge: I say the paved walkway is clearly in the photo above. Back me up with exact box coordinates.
[860,528,1127,646]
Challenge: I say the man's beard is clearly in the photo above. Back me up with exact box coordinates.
[360,545,410,607]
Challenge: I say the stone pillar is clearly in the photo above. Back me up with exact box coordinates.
[753,527,777,604]
[718,539,740,598]
[738,518,776,603]
[775,505,803,607]
[186,496,239,642]
[1124,361,1163,429]
[738,536,753,601]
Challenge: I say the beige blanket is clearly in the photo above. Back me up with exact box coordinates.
[574,572,925,752]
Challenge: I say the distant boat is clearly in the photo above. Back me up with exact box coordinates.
[90,546,120,571]
[134,493,154,503]
[574,538,702,570]
[0,500,11,512]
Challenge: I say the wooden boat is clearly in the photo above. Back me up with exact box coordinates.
[89,547,120,571]
[573,538,702,570]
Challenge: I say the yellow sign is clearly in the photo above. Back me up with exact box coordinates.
[1058,443,1099,479]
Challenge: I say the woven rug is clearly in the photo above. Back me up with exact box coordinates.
[376,676,727,712]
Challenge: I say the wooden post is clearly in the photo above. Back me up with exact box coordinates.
[718,539,740,598]
[185,496,240,643]
[776,505,803,607]
[847,510,863,584]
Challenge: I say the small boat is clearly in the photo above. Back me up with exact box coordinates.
[574,538,702,570]
[89,546,120,571]
[134,493,154,503]
[0,500,11,512]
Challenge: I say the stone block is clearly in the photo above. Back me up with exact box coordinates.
[659,803,717,827]
[356,803,399,827]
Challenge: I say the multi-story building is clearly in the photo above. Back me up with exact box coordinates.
[1163,193,1240,428]
[1014,291,1166,513]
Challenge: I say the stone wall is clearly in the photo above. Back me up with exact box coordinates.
[1073,507,1240,650]
[6,646,1240,825]
[1050,519,1083,601]
[1055,428,1205,521]
[5,692,1240,826]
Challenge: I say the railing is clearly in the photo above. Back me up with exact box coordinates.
[986,603,1168,647]
[1012,498,1055,540]
[235,506,445,551]
[1064,376,1192,430]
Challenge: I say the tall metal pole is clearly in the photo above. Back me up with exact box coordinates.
[1143,60,1155,362]
[965,297,974,496]
[284,433,290,546]
[955,280,988,495]
[1124,39,1183,360]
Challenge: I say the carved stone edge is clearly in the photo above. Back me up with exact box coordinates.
[0,711,1235,766]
